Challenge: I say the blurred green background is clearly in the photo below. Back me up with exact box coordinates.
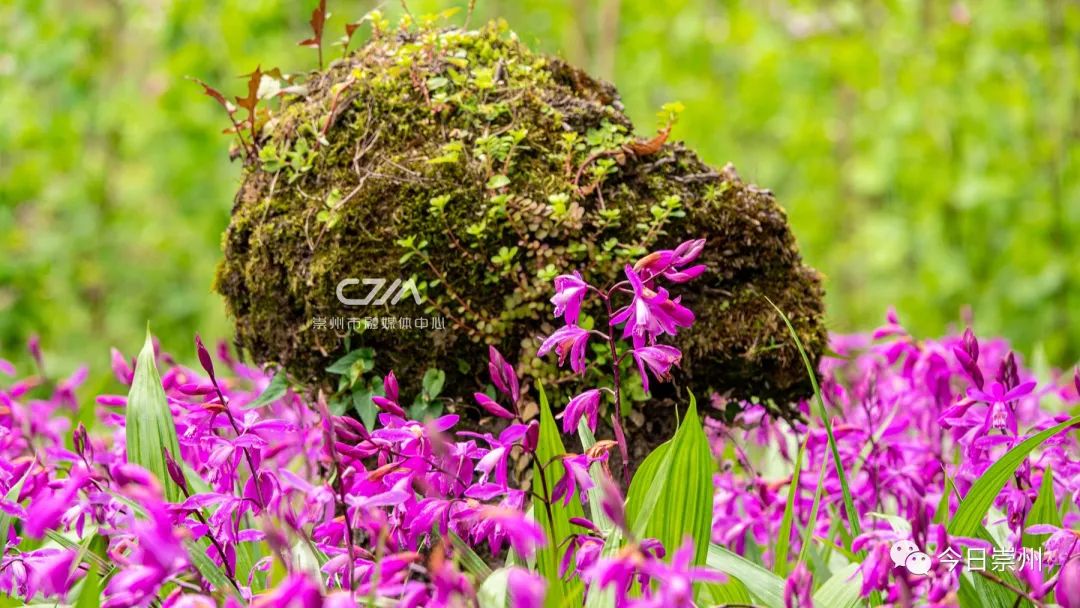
[1,0,1078,375]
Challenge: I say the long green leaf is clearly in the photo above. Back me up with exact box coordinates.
[126,328,184,503]
[765,296,862,545]
[811,563,861,608]
[533,382,585,607]
[624,395,738,600]
[948,414,1080,537]
[706,544,785,608]
[75,562,100,608]
[623,441,669,532]
[775,433,808,576]
[625,394,714,566]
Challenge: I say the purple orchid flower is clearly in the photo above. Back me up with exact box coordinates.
[536,324,590,374]
[558,389,603,434]
[631,344,682,394]
[551,271,590,324]
[610,265,694,348]
[551,452,597,507]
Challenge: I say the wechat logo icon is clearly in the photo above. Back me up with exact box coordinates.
[890,540,932,576]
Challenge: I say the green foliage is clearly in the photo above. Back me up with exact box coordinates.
[532,383,585,606]
[622,395,736,600]
[625,395,713,563]
[125,328,184,503]
[244,370,289,409]
[75,562,100,608]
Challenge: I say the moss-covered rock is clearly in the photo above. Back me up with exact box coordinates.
[214,19,827,418]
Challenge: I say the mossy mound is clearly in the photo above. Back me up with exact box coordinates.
[215,19,827,417]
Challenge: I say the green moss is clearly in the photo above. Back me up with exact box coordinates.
[214,19,827,416]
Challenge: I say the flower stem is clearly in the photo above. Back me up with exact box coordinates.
[601,292,631,487]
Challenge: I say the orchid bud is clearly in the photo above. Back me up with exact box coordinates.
[110,347,134,384]
[1005,352,1019,388]
[194,334,216,382]
[1074,367,1080,399]
[73,423,90,461]
[474,392,515,420]
[488,346,521,405]
[673,238,705,265]
[523,420,539,453]
[27,334,42,368]
[997,351,1019,390]
[568,517,599,533]
[664,264,708,283]
[384,371,399,403]
[952,346,984,390]
[962,327,979,362]
[163,448,188,494]
[372,395,406,417]
[177,382,216,395]
[334,414,371,442]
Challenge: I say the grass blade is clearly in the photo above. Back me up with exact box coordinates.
[774,433,808,576]
[764,296,862,545]
[450,531,493,581]
[45,530,110,572]
[126,327,184,503]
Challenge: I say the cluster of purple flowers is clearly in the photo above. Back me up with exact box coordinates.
[1,240,1077,607]
[709,310,1080,606]
[538,240,705,485]
[0,336,557,606]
